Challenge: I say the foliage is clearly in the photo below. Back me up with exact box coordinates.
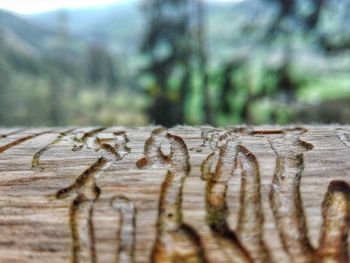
[1,0,350,126]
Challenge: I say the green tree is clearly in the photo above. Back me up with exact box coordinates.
[195,0,212,124]
[141,0,193,126]
[86,44,118,94]
[0,29,13,124]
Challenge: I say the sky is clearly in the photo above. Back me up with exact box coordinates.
[0,0,126,14]
[0,0,243,14]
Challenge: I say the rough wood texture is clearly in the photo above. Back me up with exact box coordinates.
[1,126,350,263]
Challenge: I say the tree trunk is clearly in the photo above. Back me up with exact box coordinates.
[1,126,350,263]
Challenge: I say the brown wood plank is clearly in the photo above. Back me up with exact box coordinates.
[0,126,350,263]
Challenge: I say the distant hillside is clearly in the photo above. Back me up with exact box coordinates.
[0,9,57,56]
[25,0,249,56]
[0,8,92,61]
[26,0,144,54]
[0,0,268,66]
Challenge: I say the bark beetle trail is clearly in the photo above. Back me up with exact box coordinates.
[111,196,136,263]
[137,129,207,263]
[52,130,130,263]
[318,181,350,263]
[0,129,54,153]
[264,127,350,263]
[135,127,169,169]
[201,127,272,263]
[72,128,106,152]
[201,132,253,263]
[70,194,96,263]
[32,128,76,168]
[236,145,273,263]
[318,129,350,262]
[268,128,316,263]
[190,127,224,152]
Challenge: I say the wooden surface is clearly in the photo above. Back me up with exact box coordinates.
[0,126,350,263]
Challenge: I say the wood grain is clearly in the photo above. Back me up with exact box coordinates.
[0,126,350,263]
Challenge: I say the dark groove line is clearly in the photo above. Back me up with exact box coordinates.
[318,181,350,263]
[135,127,169,169]
[137,129,207,262]
[200,152,218,181]
[96,131,131,160]
[0,128,26,139]
[111,196,136,263]
[152,133,207,263]
[72,127,106,152]
[56,157,108,200]
[251,130,283,135]
[0,129,54,154]
[70,194,96,263]
[201,132,255,263]
[267,128,316,263]
[59,157,109,263]
[32,128,76,168]
[54,131,130,263]
[236,145,273,263]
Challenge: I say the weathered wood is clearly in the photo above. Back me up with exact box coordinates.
[0,126,350,263]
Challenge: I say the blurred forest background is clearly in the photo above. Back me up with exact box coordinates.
[0,0,350,127]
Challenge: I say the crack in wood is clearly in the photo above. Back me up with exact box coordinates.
[53,130,130,263]
[137,129,207,263]
[111,196,136,263]
[0,129,54,154]
[32,128,76,168]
